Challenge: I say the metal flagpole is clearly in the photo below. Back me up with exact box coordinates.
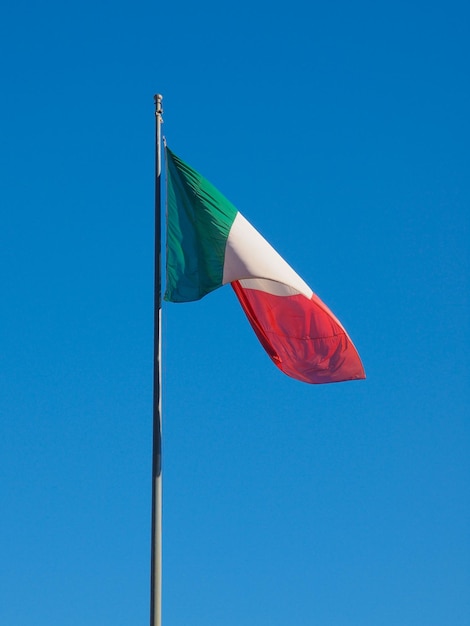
[150,93,163,626]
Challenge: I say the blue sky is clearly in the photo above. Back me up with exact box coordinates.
[1,0,469,625]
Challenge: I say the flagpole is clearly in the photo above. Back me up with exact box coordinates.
[150,93,163,626]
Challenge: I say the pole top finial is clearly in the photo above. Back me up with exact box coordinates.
[154,94,163,115]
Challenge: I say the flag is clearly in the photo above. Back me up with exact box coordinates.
[164,147,365,384]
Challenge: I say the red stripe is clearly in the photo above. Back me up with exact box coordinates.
[231,281,365,384]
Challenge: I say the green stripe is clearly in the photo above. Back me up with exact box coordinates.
[164,148,238,302]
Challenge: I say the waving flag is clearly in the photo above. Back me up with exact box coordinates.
[164,147,365,384]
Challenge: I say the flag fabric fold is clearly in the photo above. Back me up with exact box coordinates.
[164,147,365,384]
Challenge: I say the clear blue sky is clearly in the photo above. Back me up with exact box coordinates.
[1,0,469,625]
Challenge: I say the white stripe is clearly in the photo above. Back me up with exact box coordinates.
[222,212,313,299]
[238,278,304,297]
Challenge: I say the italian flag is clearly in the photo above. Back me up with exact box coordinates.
[164,148,365,384]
